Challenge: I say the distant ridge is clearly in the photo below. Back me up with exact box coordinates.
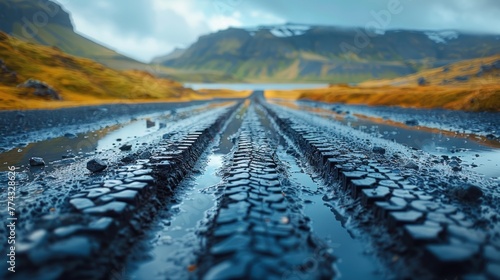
[156,25,500,83]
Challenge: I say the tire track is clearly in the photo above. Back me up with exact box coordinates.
[198,103,335,279]
[261,99,500,279]
[2,103,239,279]
[123,101,249,280]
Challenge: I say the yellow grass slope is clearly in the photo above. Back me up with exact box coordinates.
[0,31,203,110]
[266,55,500,112]
[361,55,500,87]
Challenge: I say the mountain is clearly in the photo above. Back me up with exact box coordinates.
[151,48,186,64]
[0,31,199,110]
[0,0,147,70]
[159,24,500,83]
[0,0,242,90]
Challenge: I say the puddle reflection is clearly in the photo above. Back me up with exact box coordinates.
[278,147,383,279]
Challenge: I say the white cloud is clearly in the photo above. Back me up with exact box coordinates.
[54,0,500,63]
[69,11,178,62]
[72,0,249,62]
[208,15,242,30]
[153,0,207,30]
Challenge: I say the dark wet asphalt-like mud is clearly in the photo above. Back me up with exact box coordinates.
[1,93,499,280]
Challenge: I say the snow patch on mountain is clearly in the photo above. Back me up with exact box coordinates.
[246,24,311,37]
[425,31,459,43]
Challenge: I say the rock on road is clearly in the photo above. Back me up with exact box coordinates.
[0,92,499,280]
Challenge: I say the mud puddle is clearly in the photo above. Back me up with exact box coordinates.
[0,115,168,172]
[124,153,224,280]
[277,145,384,280]
[348,117,500,179]
[0,103,231,173]
[272,100,500,178]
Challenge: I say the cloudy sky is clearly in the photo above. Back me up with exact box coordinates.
[54,0,500,63]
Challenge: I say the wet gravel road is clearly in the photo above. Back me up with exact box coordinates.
[1,92,499,279]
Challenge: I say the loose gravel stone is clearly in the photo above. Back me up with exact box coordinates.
[29,157,45,166]
[451,184,483,202]
[405,119,419,126]
[404,162,419,170]
[119,144,132,151]
[86,159,108,172]
[64,133,78,139]
[372,146,386,155]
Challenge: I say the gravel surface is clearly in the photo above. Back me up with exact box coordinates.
[0,93,498,279]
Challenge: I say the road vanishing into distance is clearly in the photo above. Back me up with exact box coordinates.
[0,92,499,279]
